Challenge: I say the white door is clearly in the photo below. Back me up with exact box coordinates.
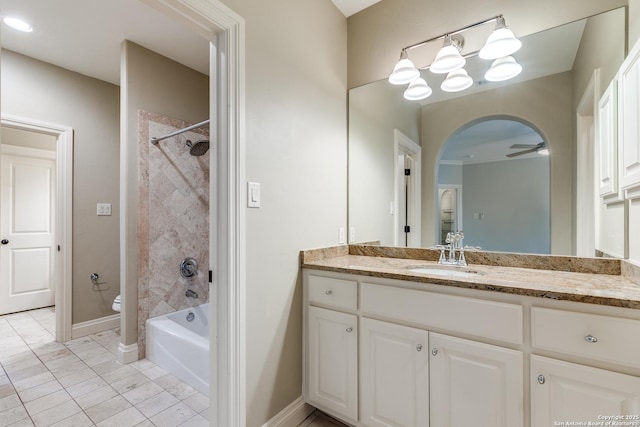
[0,146,56,315]
[430,332,523,427]
[360,317,429,427]
[307,306,358,422]
[531,355,640,427]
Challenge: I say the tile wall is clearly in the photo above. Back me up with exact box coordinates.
[137,111,210,358]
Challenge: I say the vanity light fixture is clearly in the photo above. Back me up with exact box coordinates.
[484,56,522,82]
[430,35,466,74]
[441,68,474,92]
[404,78,433,101]
[479,16,522,60]
[388,14,522,100]
[388,50,421,85]
[2,16,34,33]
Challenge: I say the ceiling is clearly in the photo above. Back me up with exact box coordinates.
[331,0,382,17]
[0,0,210,85]
[0,0,377,87]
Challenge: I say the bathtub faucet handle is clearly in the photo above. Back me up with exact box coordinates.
[185,289,199,299]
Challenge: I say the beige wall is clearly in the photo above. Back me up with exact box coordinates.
[349,80,421,245]
[347,0,627,88]
[1,50,120,324]
[1,127,57,151]
[220,0,348,425]
[120,41,209,349]
[571,8,627,258]
[421,72,573,254]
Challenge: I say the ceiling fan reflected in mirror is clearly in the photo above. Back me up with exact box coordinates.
[506,142,548,158]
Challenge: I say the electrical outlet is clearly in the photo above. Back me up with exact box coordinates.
[339,227,346,244]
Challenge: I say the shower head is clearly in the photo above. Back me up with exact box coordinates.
[186,139,210,156]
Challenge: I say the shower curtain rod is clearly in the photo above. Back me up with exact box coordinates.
[150,119,210,145]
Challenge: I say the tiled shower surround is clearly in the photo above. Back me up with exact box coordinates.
[137,111,210,358]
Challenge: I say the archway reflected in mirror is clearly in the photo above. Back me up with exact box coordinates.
[437,118,550,253]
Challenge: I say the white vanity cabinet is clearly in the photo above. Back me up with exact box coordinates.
[530,307,640,426]
[531,355,640,427]
[597,78,620,201]
[618,37,640,197]
[303,269,640,427]
[360,318,429,427]
[429,333,523,427]
[305,275,359,422]
[307,306,358,421]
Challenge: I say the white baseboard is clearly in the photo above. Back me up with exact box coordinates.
[262,396,315,427]
[118,342,139,364]
[71,313,120,339]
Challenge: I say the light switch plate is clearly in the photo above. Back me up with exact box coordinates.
[339,227,346,244]
[248,182,261,208]
[97,203,112,216]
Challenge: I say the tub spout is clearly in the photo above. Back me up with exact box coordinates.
[185,289,198,299]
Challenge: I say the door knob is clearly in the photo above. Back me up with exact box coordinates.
[1,239,8,245]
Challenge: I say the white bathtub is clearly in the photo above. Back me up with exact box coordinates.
[146,303,210,395]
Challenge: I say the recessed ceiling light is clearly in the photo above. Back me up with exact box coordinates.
[2,17,34,33]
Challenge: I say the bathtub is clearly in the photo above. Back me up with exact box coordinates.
[146,303,210,396]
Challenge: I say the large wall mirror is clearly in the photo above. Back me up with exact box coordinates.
[348,6,626,255]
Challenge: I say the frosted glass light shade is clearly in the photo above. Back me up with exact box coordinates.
[479,25,521,60]
[484,56,522,82]
[441,69,473,92]
[538,147,549,155]
[403,78,432,101]
[430,44,465,74]
[389,58,421,85]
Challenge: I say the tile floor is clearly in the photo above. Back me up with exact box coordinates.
[298,411,349,427]
[0,307,209,426]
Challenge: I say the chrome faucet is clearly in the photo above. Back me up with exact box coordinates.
[438,231,467,266]
[185,289,198,298]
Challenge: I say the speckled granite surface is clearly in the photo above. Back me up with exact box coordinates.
[300,245,640,309]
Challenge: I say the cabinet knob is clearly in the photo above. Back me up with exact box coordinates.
[537,374,545,385]
[416,344,423,352]
[431,348,438,356]
[325,290,332,295]
[584,335,598,343]
[346,327,353,333]
[1,239,8,245]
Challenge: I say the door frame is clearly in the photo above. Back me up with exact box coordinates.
[1,113,73,342]
[139,1,245,426]
[393,129,422,247]
[575,69,599,256]
[437,184,463,245]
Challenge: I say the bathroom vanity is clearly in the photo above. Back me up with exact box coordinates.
[301,245,640,427]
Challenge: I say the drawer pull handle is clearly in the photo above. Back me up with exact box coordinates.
[584,335,598,343]
[346,327,353,333]
[416,344,423,352]
[431,348,438,356]
[325,290,333,295]
[538,375,545,385]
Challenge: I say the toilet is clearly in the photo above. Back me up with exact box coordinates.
[112,295,121,312]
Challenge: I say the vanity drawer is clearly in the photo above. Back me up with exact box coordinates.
[531,307,640,368]
[361,283,523,345]
[308,275,357,311]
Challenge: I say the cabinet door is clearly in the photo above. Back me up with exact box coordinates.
[619,38,640,196]
[430,333,523,427]
[360,318,429,427]
[307,306,358,421]
[598,78,621,201]
[531,355,640,427]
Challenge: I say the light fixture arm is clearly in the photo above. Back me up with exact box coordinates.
[401,15,503,53]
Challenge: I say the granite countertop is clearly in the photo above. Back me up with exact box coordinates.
[300,245,640,310]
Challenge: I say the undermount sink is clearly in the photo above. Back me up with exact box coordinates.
[407,265,484,278]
